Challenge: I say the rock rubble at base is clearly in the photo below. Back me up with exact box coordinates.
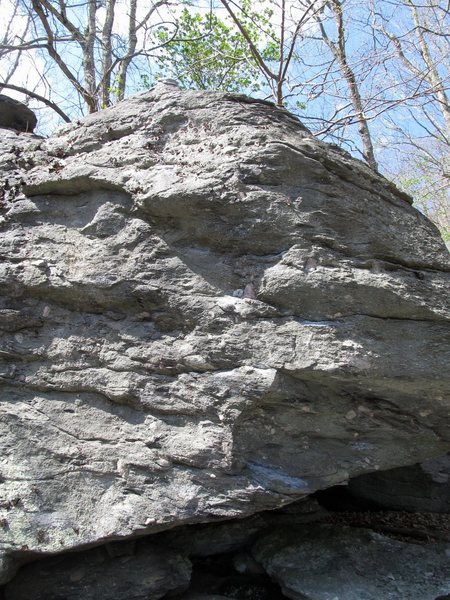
[252,523,450,600]
[0,82,449,583]
[4,542,191,600]
[4,499,449,600]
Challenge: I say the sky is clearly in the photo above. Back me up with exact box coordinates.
[0,0,174,132]
[0,0,448,239]
[0,0,448,178]
[0,0,328,134]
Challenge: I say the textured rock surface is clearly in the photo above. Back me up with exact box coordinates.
[252,524,450,600]
[0,95,37,133]
[0,82,449,581]
[4,541,191,600]
[348,453,450,513]
[3,500,318,599]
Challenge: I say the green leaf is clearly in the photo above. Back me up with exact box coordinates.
[152,2,278,94]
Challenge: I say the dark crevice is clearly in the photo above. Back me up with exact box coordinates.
[23,177,129,197]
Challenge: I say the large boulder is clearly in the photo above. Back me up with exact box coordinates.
[0,95,37,132]
[0,82,449,582]
[252,524,450,600]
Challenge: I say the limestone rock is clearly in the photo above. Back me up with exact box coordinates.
[4,542,191,600]
[252,524,450,600]
[0,83,449,582]
[0,95,37,133]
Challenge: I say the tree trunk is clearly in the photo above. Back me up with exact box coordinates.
[101,0,116,108]
[116,0,137,102]
[323,0,378,170]
[83,0,98,112]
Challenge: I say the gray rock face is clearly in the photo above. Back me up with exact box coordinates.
[348,453,450,513]
[0,83,449,582]
[252,524,450,600]
[4,541,191,600]
[0,95,37,132]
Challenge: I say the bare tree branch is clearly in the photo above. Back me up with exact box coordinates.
[0,82,71,122]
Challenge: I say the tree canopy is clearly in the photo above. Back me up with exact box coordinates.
[0,0,448,241]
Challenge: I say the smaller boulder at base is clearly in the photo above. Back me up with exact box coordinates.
[252,524,450,600]
[4,542,192,600]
